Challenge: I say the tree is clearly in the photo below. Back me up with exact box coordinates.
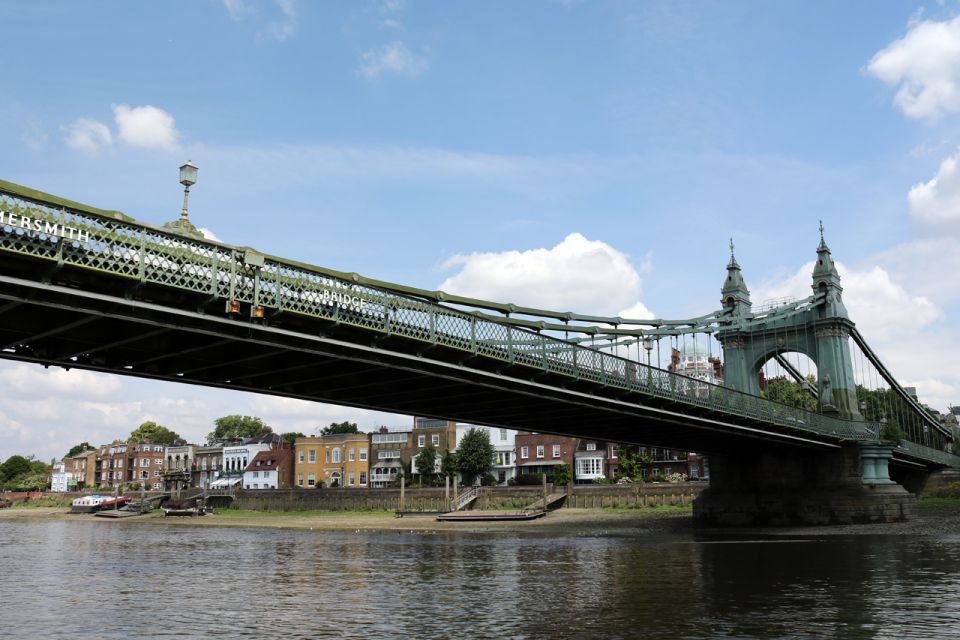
[208,415,271,443]
[415,441,438,486]
[615,446,645,481]
[128,421,183,445]
[549,463,571,486]
[320,421,359,436]
[762,376,818,412]
[0,455,32,485]
[455,427,495,486]
[281,432,305,445]
[441,451,458,480]
[65,442,95,458]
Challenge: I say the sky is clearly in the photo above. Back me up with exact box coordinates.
[2,0,960,462]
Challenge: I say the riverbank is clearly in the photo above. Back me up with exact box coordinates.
[4,498,960,536]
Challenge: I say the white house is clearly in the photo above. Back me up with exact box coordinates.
[50,461,71,492]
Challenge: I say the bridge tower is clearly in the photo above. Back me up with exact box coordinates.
[716,230,862,421]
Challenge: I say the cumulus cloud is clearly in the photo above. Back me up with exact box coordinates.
[438,233,652,318]
[752,260,941,343]
[359,41,428,79]
[61,118,113,154]
[60,105,180,153]
[112,104,179,150]
[866,15,960,119]
[0,363,122,399]
[908,149,960,229]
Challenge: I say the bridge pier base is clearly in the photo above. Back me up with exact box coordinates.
[693,444,915,527]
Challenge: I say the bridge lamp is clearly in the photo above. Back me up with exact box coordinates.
[178,161,198,222]
[642,337,655,366]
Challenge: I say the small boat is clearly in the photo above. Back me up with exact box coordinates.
[162,497,205,517]
[71,495,131,513]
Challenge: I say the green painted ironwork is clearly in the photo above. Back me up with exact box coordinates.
[1,180,957,467]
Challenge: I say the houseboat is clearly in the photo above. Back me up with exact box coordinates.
[70,495,131,513]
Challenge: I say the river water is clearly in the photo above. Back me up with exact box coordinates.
[2,518,959,639]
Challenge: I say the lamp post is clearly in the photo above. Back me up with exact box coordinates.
[179,161,198,222]
[643,337,654,386]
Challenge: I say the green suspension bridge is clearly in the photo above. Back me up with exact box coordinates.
[0,178,956,480]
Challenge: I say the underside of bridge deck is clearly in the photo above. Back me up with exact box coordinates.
[0,253,839,457]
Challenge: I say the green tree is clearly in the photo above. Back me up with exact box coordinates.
[441,451,458,479]
[549,463,572,486]
[762,376,818,412]
[320,421,359,436]
[415,441,438,486]
[65,442,95,458]
[281,432,306,445]
[615,445,644,481]
[128,421,183,445]
[455,427,495,486]
[0,455,32,485]
[208,415,271,443]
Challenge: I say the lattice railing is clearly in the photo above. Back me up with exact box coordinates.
[0,186,937,458]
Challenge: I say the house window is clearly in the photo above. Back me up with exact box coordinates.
[521,446,529,459]
[431,434,439,446]
[308,473,316,487]
[140,471,149,479]
[297,473,303,487]
[298,451,304,463]
[536,445,544,458]
[359,472,366,485]
[332,448,341,464]
[349,472,355,486]
[141,459,149,467]
[611,446,618,459]
[418,435,425,447]
[252,471,259,478]
[499,429,507,441]
[378,450,400,459]
[308,450,316,463]
[552,445,560,458]
[359,448,367,461]
[349,448,355,462]
[586,442,597,451]
[154,446,163,452]
[154,470,161,477]
[153,482,163,490]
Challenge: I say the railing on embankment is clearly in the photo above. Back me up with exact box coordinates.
[230,484,706,513]
[0,181,893,451]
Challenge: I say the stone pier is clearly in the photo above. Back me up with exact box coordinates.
[693,443,915,526]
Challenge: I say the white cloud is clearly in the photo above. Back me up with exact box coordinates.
[61,118,113,154]
[866,15,960,119]
[438,233,652,318]
[259,0,297,42]
[752,260,941,343]
[870,237,960,302]
[0,363,122,399]
[223,0,254,20]
[112,104,180,150]
[908,149,960,228]
[359,41,428,79]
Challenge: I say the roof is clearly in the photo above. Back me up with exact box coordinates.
[244,449,292,472]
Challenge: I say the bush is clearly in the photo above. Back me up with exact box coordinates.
[928,481,960,499]
[515,474,545,486]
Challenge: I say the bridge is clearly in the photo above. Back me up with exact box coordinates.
[0,178,955,525]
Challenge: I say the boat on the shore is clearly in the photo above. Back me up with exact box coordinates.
[71,495,131,513]
[162,497,205,517]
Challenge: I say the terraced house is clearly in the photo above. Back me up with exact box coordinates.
[294,433,369,488]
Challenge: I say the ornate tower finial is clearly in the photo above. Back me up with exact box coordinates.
[819,220,827,249]
[729,238,735,258]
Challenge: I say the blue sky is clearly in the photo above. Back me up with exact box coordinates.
[2,0,960,461]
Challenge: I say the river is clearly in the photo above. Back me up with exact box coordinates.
[1,517,959,639]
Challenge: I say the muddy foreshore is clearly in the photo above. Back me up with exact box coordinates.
[3,503,958,537]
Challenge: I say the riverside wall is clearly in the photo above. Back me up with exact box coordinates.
[230,482,707,512]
